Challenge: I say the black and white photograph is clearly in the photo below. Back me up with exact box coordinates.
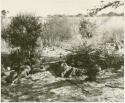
[1,0,124,102]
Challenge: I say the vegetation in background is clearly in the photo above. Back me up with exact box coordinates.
[41,16,72,46]
[101,28,124,48]
[79,18,95,38]
[100,12,124,17]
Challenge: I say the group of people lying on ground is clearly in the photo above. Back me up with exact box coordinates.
[1,60,101,85]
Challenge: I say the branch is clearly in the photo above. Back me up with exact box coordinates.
[105,84,124,89]
[88,1,124,16]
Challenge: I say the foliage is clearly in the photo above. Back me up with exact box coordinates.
[1,14,42,67]
[41,16,72,46]
[1,53,11,68]
[79,18,95,38]
[65,43,124,81]
[2,14,42,49]
[88,0,124,16]
[100,12,124,16]
[101,49,124,69]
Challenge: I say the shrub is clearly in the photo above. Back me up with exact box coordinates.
[2,13,42,67]
[65,43,124,81]
[79,18,95,38]
[41,16,72,46]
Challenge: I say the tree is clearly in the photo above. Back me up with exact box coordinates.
[87,0,124,16]
[2,14,42,65]
[76,13,82,17]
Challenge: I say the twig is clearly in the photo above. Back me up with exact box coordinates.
[105,84,124,89]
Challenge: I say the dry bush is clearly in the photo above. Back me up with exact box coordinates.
[65,42,124,81]
[41,16,72,46]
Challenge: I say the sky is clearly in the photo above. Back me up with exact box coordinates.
[1,0,124,17]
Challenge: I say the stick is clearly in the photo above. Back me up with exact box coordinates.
[105,84,124,89]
